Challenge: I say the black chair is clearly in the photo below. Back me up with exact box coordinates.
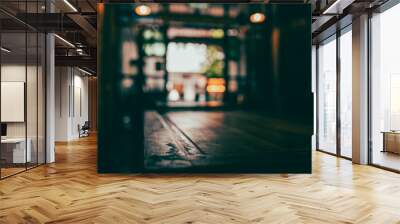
[78,121,90,138]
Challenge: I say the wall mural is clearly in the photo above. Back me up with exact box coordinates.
[98,3,312,173]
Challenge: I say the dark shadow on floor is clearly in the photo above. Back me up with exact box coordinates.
[144,110,311,173]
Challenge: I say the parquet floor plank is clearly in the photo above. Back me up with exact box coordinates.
[0,135,400,223]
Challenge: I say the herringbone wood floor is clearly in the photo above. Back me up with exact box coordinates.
[1,135,400,223]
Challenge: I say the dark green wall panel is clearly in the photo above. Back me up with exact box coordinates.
[98,3,312,173]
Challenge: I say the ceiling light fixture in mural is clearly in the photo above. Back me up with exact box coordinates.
[135,5,151,16]
[250,12,266,24]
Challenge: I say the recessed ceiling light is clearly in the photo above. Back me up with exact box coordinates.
[250,13,266,24]
[135,5,151,16]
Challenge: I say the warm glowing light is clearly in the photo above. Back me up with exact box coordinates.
[168,28,223,39]
[135,5,151,16]
[207,85,226,93]
[207,78,226,93]
[98,3,104,14]
[210,29,224,39]
[207,101,222,107]
[250,13,266,24]
[207,78,225,86]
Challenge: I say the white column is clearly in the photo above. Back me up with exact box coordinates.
[46,32,55,163]
[352,14,369,164]
[45,0,56,163]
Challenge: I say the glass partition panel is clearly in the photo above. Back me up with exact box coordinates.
[1,30,27,177]
[0,0,46,179]
[371,3,400,171]
[27,30,38,169]
[317,36,337,154]
[339,28,352,158]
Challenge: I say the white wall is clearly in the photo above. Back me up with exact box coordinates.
[55,67,89,141]
[1,65,28,141]
[71,73,89,138]
[55,66,70,141]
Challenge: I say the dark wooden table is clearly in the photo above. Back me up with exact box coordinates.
[382,131,400,154]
